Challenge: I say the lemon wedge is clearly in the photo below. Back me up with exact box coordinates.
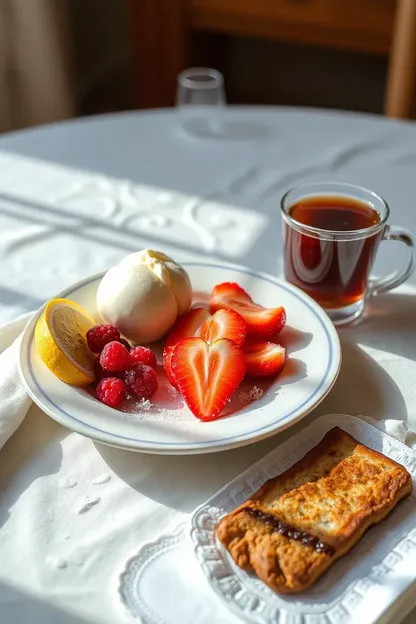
[35,298,95,386]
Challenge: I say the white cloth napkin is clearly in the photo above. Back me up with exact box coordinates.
[0,336,32,450]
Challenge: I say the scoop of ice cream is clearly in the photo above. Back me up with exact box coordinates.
[96,250,192,343]
[118,250,192,315]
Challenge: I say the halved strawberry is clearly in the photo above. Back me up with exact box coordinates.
[171,337,246,421]
[244,341,286,378]
[210,282,286,339]
[164,309,210,389]
[165,308,210,347]
[162,345,178,389]
[198,308,246,347]
[166,307,246,347]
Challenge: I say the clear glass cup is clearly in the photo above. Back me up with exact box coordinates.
[281,182,415,325]
[176,67,226,136]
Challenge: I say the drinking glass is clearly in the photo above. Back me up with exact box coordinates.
[176,67,226,136]
[281,182,415,325]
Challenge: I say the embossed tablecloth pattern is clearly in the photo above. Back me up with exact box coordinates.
[0,108,415,623]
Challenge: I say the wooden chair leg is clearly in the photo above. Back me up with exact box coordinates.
[130,0,188,109]
[384,0,416,118]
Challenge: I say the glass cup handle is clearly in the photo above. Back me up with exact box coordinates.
[368,225,416,297]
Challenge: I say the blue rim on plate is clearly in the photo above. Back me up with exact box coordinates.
[18,261,341,453]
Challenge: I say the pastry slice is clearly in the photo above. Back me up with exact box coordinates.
[216,427,413,593]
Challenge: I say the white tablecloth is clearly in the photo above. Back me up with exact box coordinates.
[0,107,416,623]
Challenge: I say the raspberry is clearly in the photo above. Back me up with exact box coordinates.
[124,364,158,399]
[96,377,126,407]
[94,357,122,381]
[87,324,120,354]
[100,341,131,372]
[119,338,131,351]
[130,346,157,369]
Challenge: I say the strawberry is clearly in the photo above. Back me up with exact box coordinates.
[165,308,209,389]
[166,307,246,347]
[165,308,210,347]
[164,307,246,390]
[244,341,286,378]
[171,337,246,421]
[162,345,178,389]
[210,282,286,339]
[198,308,246,347]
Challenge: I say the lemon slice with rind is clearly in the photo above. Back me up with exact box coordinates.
[35,298,95,386]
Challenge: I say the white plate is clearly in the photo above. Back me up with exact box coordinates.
[18,261,341,454]
[191,414,416,624]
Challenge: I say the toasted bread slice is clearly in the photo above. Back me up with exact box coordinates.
[216,427,412,594]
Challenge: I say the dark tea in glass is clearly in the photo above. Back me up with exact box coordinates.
[284,195,382,306]
[281,183,415,325]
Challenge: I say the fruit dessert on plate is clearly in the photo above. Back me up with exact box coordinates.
[35,249,289,422]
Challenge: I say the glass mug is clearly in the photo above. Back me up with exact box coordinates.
[281,182,415,325]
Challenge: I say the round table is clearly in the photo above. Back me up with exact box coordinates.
[0,107,415,623]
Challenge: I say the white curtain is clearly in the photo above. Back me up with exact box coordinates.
[0,0,75,133]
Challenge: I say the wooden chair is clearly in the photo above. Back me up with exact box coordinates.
[130,0,416,119]
[384,0,416,118]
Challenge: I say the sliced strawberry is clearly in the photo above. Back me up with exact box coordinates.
[244,341,286,378]
[165,308,210,347]
[171,337,246,421]
[210,282,286,339]
[165,307,247,390]
[198,308,246,347]
[165,308,210,389]
[166,307,246,347]
[162,345,178,389]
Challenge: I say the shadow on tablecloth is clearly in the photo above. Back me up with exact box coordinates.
[0,580,89,623]
[352,293,416,362]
